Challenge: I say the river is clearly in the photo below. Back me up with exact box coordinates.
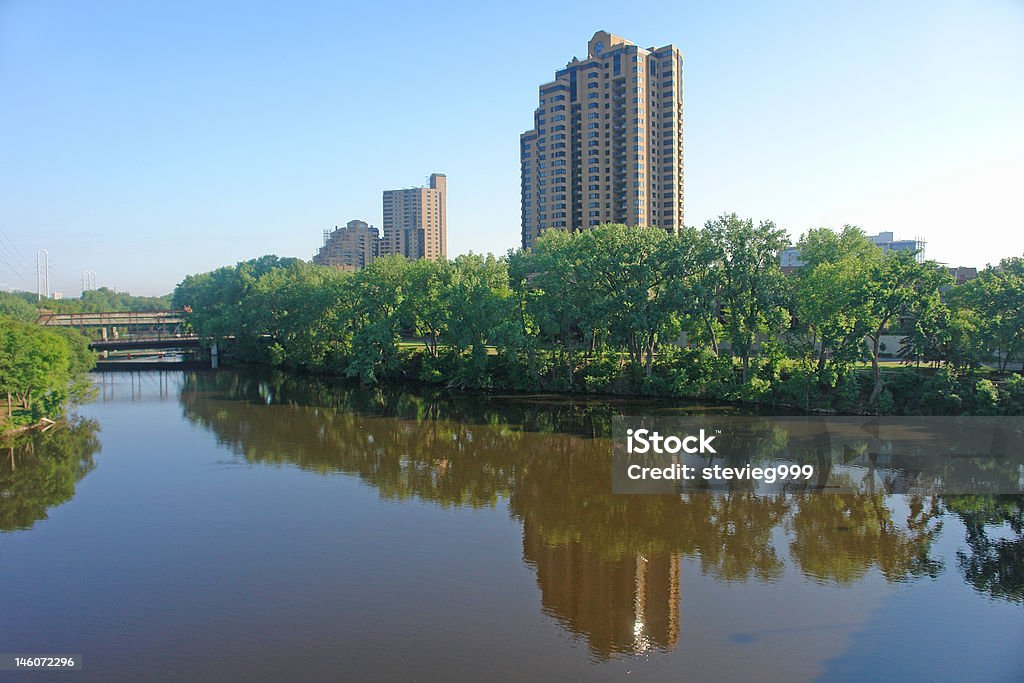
[1,370,1021,681]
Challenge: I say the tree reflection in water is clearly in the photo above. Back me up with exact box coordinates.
[943,495,1024,604]
[177,370,1021,658]
[0,419,100,532]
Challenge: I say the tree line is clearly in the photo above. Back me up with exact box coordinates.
[0,315,96,431]
[3,288,173,317]
[172,215,1024,415]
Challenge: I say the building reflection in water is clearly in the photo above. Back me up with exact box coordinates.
[523,518,680,658]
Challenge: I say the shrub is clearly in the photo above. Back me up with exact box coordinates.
[973,379,1001,415]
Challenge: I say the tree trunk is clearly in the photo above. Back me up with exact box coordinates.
[566,334,574,389]
[868,333,884,406]
[627,333,642,376]
[644,333,656,378]
[706,317,719,356]
[742,353,750,384]
[817,340,828,383]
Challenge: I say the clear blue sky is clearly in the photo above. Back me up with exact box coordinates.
[2,0,1022,296]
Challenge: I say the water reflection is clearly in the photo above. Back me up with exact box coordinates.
[944,495,1024,604]
[0,419,101,532]
[174,370,1023,658]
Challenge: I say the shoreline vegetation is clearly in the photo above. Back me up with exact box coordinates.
[172,218,1024,416]
[0,316,96,438]
[0,285,172,438]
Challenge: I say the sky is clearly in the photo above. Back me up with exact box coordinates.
[1,0,1022,297]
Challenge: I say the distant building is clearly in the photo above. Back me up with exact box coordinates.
[947,266,978,285]
[868,231,925,261]
[780,231,926,272]
[312,220,381,271]
[520,31,685,248]
[780,247,804,273]
[382,173,447,261]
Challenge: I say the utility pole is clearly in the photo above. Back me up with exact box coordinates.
[36,249,49,301]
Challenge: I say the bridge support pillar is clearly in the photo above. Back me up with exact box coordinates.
[211,342,219,369]
[101,327,108,341]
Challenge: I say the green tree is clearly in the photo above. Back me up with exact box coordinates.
[402,258,453,358]
[574,225,700,379]
[346,256,409,384]
[0,317,94,426]
[249,261,353,370]
[864,253,950,405]
[173,255,301,361]
[705,213,789,382]
[948,257,1024,372]
[447,253,512,386]
[0,293,39,322]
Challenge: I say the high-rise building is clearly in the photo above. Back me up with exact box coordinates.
[520,31,684,249]
[312,219,382,271]
[382,173,447,261]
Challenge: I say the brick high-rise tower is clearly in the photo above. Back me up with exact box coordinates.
[520,31,683,248]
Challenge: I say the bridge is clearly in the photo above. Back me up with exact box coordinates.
[36,309,187,337]
[35,308,217,368]
[90,336,202,352]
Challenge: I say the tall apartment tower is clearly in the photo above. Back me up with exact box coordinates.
[520,31,684,249]
[382,173,447,261]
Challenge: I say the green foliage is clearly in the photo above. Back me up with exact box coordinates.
[0,316,95,428]
[948,257,1024,372]
[579,350,626,394]
[705,213,790,382]
[27,287,172,315]
[171,225,1024,415]
[0,292,39,322]
[793,228,878,380]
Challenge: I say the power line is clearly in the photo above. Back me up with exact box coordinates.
[0,227,31,279]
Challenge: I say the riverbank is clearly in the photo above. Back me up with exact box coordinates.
[206,348,1024,417]
[0,417,60,440]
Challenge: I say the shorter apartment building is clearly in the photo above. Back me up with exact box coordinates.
[312,220,382,271]
[383,173,447,261]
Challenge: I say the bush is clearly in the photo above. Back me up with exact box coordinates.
[580,351,625,394]
[917,367,964,415]
[659,348,735,400]
[973,379,1001,415]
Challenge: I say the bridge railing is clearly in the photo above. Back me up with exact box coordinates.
[35,309,189,327]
